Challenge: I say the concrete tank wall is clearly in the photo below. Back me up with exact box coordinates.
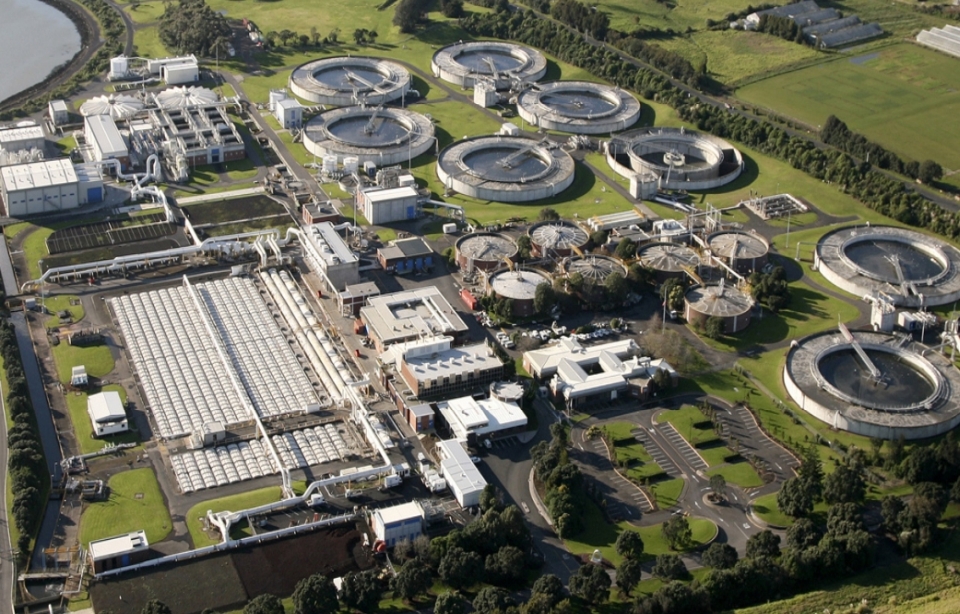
[683,299,751,334]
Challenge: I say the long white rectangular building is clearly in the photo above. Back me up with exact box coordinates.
[436,439,486,508]
[84,114,129,165]
[0,125,44,152]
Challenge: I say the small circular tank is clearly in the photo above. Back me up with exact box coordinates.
[487,269,551,318]
[637,242,700,282]
[455,232,518,272]
[529,220,589,258]
[683,283,753,334]
[707,230,769,275]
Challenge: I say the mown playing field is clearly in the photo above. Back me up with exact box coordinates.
[738,44,960,178]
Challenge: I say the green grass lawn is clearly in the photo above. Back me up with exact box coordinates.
[738,44,960,184]
[41,295,84,329]
[698,442,735,467]
[751,491,793,528]
[656,405,718,447]
[651,477,684,509]
[707,461,763,489]
[51,341,115,384]
[132,26,167,59]
[564,500,716,566]
[124,0,166,23]
[63,385,140,454]
[186,486,282,548]
[602,423,666,481]
[79,468,171,547]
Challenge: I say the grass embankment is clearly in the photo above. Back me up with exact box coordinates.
[186,486,283,548]
[51,341,114,384]
[564,500,716,566]
[42,295,84,329]
[64,385,140,454]
[79,468,172,547]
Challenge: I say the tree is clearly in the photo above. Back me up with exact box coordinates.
[439,547,483,589]
[142,600,172,614]
[798,446,824,501]
[604,272,629,304]
[778,476,815,518]
[278,29,296,45]
[538,207,560,221]
[616,557,642,596]
[615,530,644,561]
[745,530,781,559]
[614,237,636,260]
[293,574,338,614]
[310,26,321,46]
[701,542,738,569]
[590,229,609,247]
[660,278,686,312]
[244,595,284,614]
[433,592,465,614]
[158,0,232,57]
[823,462,866,505]
[391,558,432,601]
[516,234,533,259]
[534,282,557,316]
[440,0,465,18]
[339,571,381,613]
[709,473,727,501]
[367,30,379,44]
[704,316,725,339]
[472,587,513,614]
[393,0,428,33]
[786,517,821,551]
[662,515,692,550]
[479,484,501,513]
[484,545,525,586]
[568,563,611,604]
[881,495,906,535]
[919,159,944,184]
[531,574,565,607]
[352,28,367,45]
[651,554,688,580]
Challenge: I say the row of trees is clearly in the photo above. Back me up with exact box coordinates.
[532,424,589,537]
[0,320,46,565]
[755,14,806,45]
[460,9,960,243]
[820,115,944,184]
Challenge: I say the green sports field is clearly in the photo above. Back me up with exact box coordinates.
[738,44,960,179]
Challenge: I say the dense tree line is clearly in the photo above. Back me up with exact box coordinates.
[393,0,433,33]
[550,0,610,40]
[460,9,960,242]
[531,424,589,537]
[158,0,232,57]
[0,320,47,565]
[756,14,805,45]
[821,115,943,184]
[748,265,791,312]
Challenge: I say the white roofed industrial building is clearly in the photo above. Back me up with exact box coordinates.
[372,501,425,548]
[381,336,505,399]
[523,337,639,379]
[89,530,151,574]
[436,395,527,441]
[436,439,486,508]
[87,391,128,436]
[361,286,469,351]
[358,186,419,225]
[0,158,104,217]
[300,222,360,291]
[84,114,129,166]
[0,125,45,152]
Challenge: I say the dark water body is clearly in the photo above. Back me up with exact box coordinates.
[0,0,82,102]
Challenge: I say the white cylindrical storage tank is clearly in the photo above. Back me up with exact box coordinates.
[269,89,287,109]
[110,56,128,78]
[343,156,359,174]
[322,155,338,174]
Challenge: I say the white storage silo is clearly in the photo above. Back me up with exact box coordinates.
[322,155,338,174]
[343,156,359,174]
[109,56,128,80]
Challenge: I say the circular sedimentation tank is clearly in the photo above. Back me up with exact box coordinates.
[683,283,752,333]
[154,86,218,110]
[564,255,626,284]
[529,220,589,257]
[606,127,743,190]
[517,81,641,134]
[784,329,960,439]
[815,225,960,307]
[637,242,700,281]
[289,57,411,106]
[432,41,547,89]
[437,136,575,203]
[707,230,770,275]
[487,268,552,317]
[455,232,518,271]
[303,106,435,166]
[80,94,144,119]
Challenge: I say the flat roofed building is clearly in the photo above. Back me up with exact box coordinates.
[71,365,88,388]
[87,390,128,436]
[275,98,303,130]
[144,104,244,167]
[358,186,419,225]
[339,281,380,317]
[436,439,486,508]
[84,114,129,168]
[392,337,504,399]
[436,395,527,441]
[162,60,199,85]
[523,337,639,379]
[0,158,101,216]
[49,100,69,126]
[0,125,45,152]
[547,350,677,410]
[89,530,150,574]
[302,222,360,291]
[403,403,435,432]
[302,200,340,225]
[377,237,434,274]
[361,286,469,351]
[372,501,424,548]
